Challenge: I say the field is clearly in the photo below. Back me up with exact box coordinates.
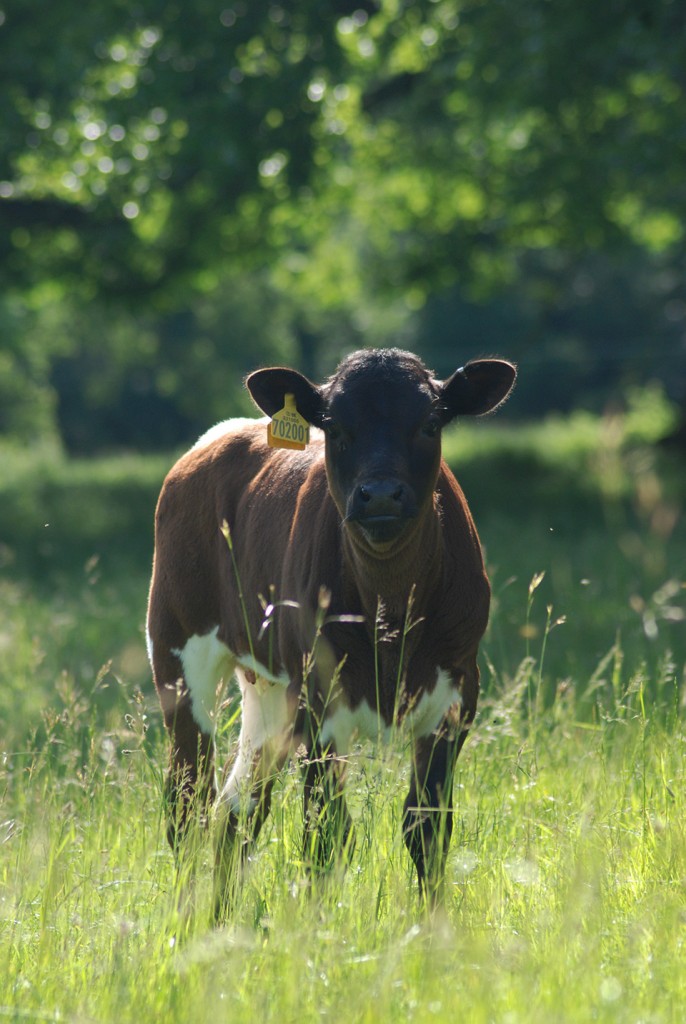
[2,393,685,1023]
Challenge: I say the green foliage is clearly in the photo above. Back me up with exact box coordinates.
[0,446,167,577]
[2,627,686,1022]
[49,270,300,452]
[0,268,302,452]
[0,0,363,297]
[0,295,64,444]
[416,248,686,419]
[4,0,686,302]
[255,0,686,329]
[2,0,686,451]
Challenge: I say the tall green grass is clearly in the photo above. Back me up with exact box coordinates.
[1,394,685,1022]
[2,642,685,1023]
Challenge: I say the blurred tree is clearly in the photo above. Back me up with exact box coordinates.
[316,0,686,293]
[47,270,300,452]
[0,295,63,443]
[272,0,686,421]
[0,0,374,298]
[1,0,685,448]
[414,247,686,417]
[4,0,684,299]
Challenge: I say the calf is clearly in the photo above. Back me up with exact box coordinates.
[147,348,515,916]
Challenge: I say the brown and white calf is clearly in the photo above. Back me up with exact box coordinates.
[147,348,515,916]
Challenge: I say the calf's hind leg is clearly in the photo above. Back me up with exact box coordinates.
[149,625,233,851]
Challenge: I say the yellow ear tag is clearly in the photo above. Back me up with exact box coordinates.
[268,393,310,451]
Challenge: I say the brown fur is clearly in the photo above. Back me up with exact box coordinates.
[149,425,487,722]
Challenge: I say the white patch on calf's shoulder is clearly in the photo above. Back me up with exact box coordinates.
[169,627,290,738]
[171,627,235,735]
[319,669,462,753]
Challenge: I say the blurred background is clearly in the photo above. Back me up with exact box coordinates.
[1,0,685,735]
[3,8,686,1006]
[1,0,685,454]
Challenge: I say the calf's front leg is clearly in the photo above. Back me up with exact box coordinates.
[403,661,479,903]
[403,731,457,904]
[213,765,277,923]
[402,711,474,905]
[213,673,294,922]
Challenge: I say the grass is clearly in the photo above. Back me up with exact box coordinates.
[3,658,686,1023]
[1,393,685,1022]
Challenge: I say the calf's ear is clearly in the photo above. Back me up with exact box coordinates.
[439,359,516,420]
[246,367,325,424]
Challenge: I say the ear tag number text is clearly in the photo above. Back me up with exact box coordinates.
[268,393,310,451]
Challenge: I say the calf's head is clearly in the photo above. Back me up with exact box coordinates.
[247,349,515,550]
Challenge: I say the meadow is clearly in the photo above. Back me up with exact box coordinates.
[1,391,685,1023]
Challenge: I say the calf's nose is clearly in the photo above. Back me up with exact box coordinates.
[352,478,405,519]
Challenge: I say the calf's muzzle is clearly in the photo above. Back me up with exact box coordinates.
[347,477,413,544]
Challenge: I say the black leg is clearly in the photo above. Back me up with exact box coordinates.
[403,729,461,905]
[401,660,480,904]
[153,655,217,853]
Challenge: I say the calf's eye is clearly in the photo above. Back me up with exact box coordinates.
[326,423,348,452]
[421,420,440,438]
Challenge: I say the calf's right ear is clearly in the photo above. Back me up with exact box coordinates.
[439,359,517,419]
[246,367,325,425]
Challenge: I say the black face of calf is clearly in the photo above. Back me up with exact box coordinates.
[323,356,442,545]
[247,348,516,550]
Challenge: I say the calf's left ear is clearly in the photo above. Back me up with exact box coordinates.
[246,367,325,424]
[439,359,517,419]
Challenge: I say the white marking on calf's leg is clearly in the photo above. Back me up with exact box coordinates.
[235,652,291,687]
[171,627,234,736]
[218,668,293,816]
[405,669,463,739]
[214,668,292,922]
